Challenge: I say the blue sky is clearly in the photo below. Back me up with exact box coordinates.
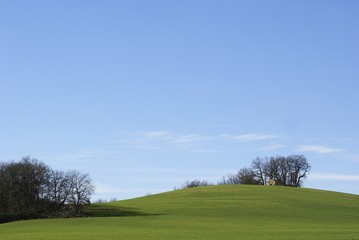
[1,0,359,200]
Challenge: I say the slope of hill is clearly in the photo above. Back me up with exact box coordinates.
[1,185,358,240]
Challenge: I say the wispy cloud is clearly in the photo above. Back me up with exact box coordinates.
[189,149,223,154]
[261,144,286,151]
[115,131,282,154]
[309,173,359,181]
[118,131,215,152]
[170,134,212,144]
[54,152,101,161]
[348,154,359,162]
[53,149,121,161]
[138,131,212,144]
[228,133,278,142]
[297,145,342,154]
[118,167,237,175]
[139,131,170,139]
[190,123,242,128]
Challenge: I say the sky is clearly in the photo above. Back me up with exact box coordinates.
[1,0,359,200]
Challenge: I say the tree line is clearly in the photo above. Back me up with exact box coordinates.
[0,156,95,223]
[181,155,311,189]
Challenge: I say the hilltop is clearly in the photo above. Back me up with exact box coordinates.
[1,185,358,240]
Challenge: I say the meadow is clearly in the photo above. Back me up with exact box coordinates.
[0,185,358,240]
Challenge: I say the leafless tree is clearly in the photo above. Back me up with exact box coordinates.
[65,170,95,215]
[251,157,267,185]
[237,168,261,184]
[224,155,311,187]
[182,179,210,189]
[286,155,311,187]
[0,157,96,222]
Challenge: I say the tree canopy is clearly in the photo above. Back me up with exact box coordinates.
[0,156,95,223]
[182,155,311,189]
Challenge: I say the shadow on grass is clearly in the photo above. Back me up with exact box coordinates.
[0,205,159,224]
[84,205,160,218]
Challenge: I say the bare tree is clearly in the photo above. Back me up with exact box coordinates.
[46,170,70,214]
[255,155,310,187]
[286,155,311,187]
[251,157,267,185]
[65,170,95,215]
[219,168,260,185]
[222,173,241,184]
[264,156,281,183]
[181,179,210,189]
[223,155,311,187]
[237,168,261,184]
[278,156,290,186]
[0,162,11,215]
[0,157,96,222]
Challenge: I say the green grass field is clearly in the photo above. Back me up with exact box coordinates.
[1,185,358,239]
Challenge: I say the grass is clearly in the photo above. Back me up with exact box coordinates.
[0,185,359,239]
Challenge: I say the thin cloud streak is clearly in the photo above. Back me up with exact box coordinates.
[52,150,122,161]
[117,167,238,175]
[170,134,213,144]
[229,133,279,142]
[261,144,286,150]
[114,131,284,154]
[139,131,170,138]
[297,145,342,154]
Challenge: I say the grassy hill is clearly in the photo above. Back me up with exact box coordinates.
[1,185,358,239]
